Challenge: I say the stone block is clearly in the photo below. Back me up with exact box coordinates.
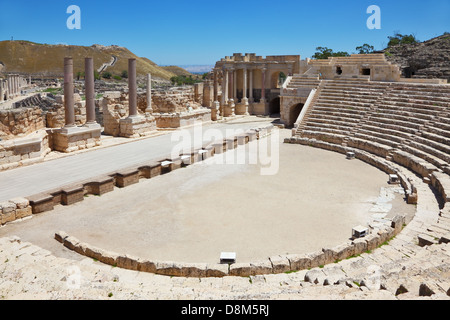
[9,197,29,209]
[63,236,80,251]
[155,261,182,277]
[391,215,406,234]
[116,254,140,271]
[286,254,312,271]
[327,243,355,262]
[54,231,69,243]
[205,264,229,278]
[365,233,381,251]
[27,193,54,214]
[0,201,16,225]
[84,176,115,195]
[137,259,157,273]
[229,260,272,277]
[97,249,118,266]
[307,250,327,268]
[352,237,368,255]
[61,185,85,205]
[212,142,226,154]
[179,263,208,278]
[269,255,291,274]
[15,207,32,219]
[225,137,238,150]
[115,169,140,188]
[138,162,161,179]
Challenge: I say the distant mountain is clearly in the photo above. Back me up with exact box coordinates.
[161,65,194,76]
[178,65,214,74]
[0,40,189,80]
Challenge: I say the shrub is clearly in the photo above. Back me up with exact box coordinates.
[102,71,112,79]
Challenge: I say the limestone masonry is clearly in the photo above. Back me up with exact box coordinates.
[0,51,449,300]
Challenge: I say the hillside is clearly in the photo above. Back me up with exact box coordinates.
[0,40,186,80]
[381,33,450,81]
[161,65,194,77]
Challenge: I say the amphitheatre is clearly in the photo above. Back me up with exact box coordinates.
[0,37,449,301]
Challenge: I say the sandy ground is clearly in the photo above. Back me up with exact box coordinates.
[0,129,416,264]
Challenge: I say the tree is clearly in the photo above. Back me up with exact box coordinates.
[356,44,375,54]
[312,47,350,59]
[387,33,418,47]
[121,70,128,79]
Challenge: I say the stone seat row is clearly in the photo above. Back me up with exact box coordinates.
[378,95,449,108]
[311,109,366,119]
[367,114,425,130]
[373,107,436,121]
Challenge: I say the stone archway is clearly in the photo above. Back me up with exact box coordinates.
[289,103,304,127]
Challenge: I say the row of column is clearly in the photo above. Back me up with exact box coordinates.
[63,57,152,127]
[215,67,267,105]
[0,74,30,102]
[64,57,98,127]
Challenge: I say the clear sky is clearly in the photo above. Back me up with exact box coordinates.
[0,0,449,66]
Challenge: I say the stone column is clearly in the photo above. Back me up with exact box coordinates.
[249,69,254,103]
[15,75,19,96]
[228,69,234,102]
[242,67,249,115]
[261,67,267,102]
[84,57,97,125]
[64,57,75,128]
[0,81,3,102]
[213,69,218,102]
[7,74,11,100]
[222,68,228,106]
[128,58,138,117]
[233,68,237,101]
[146,73,153,113]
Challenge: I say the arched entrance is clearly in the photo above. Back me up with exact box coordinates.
[269,97,280,115]
[289,103,304,126]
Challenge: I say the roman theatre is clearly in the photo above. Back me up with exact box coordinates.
[0,52,449,298]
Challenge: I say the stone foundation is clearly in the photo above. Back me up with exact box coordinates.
[153,109,211,129]
[119,115,156,138]
[0,130,51,171]
[51,125,102,153]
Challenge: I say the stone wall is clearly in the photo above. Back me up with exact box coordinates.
[0,106,45,140]
[0,130,51,171]
[45,94,87,129]
[101,91,129,136]
[0,197,33,226]
[145,88,202,114]
[154,109,211,129]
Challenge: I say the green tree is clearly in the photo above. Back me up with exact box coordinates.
[312,47,350,59]
[356,44,375,54]
[121,70,128,78]
[387,33,418,47]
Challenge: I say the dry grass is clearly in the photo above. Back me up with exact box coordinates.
[0,40,180,80]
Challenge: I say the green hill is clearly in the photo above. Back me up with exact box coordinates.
[0,40,185,80]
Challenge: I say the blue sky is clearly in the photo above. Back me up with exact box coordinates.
[0,0,449,66]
